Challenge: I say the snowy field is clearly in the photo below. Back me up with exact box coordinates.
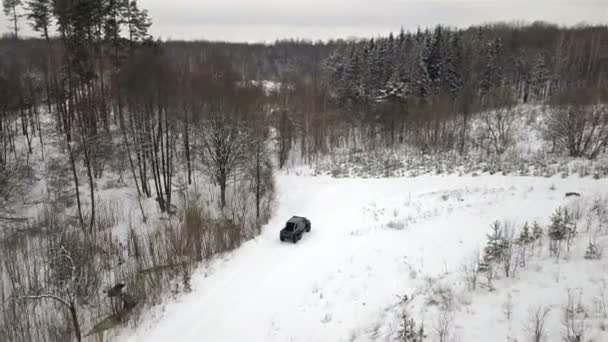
[118,173,608,342]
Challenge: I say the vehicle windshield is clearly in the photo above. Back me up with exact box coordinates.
[285,222,296,231]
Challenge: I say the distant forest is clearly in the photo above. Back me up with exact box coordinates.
[2,15,607,167]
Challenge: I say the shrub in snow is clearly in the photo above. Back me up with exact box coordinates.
[544,100,608,160]
[460,251,481,291]
[433,309,455,342]
[562,289,588,342]
[312,145,608,180]
[578,164,591,178]
[530,221,545,254]
[525,305,551,342]
[584,242,603,260]
[532,221,544,240]
[397,295,425,342]
[500,224,520,278]
[548,207,578,258]
[423,277,455,310]
[479,221,524,284]
[399,312,425,342]
[589,198,608,234]
[516,222,536,267]
[331,165,347,178]
[502,293,514,321]
[102,178,127,190]
[568,201,586,222]
[386,220,406,230]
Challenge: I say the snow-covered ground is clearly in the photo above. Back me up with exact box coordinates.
[118,173,608,342]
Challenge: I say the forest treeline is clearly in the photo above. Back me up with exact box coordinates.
[325,23,608,154]
[0,0,607,340]
[2,16,607,169]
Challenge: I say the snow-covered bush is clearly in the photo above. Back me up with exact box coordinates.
[525,305,552,342]
[584,242,603,260]
[386,220,406,230]
[312,146,608,180]
[516,222,537,267]
[399,310,425,342]
[548,207,578,258]
[562,289,589,342]
[433,309,455,342]
[544,98,608,160]
[398,295,425,342]
[423,276,455,310]
[460,250,481,291]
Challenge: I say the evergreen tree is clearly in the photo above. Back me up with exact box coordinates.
[531,52,550,100]
[385,32,396,84]
[479,37,503,96]
[25,0,50,40]
[2,0,22,37]
[371,38,388,93]
[444,32,463,98]
[334,46,362,104]
[517,222,534,246]
[398,27,406,45]
[360,39,378,99]
[412,42,431,100]
[548,208,567,242]
[122,0,152,44]
[481,221,507,267]
[424,25,445,93]
[532,221,544,241]
[548,207,577,256]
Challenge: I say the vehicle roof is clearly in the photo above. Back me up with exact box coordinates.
[287,216,306,223]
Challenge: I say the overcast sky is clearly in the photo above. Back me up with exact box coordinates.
[2,0,607,42]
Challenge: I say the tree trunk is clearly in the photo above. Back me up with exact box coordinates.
[11,6,18,38]
[69,301,82,342]
[164,106,172,211]
[68,143,85,228]
[255,142,261,219]
[119,107,147,222]
[220,170,227,210]
[183,105,192,185]
[82,136,96,232]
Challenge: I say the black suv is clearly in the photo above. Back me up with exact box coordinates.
[280,216,311,243]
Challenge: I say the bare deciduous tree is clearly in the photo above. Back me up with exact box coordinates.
[481,91,519,155]
[200,103,253,209]
[545,88,608,160]
[434,309,455,342]
[562,289,587,342]
[460,248,481,291]
[525,305,551,342]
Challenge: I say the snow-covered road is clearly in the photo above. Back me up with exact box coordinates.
[120,175,605,342]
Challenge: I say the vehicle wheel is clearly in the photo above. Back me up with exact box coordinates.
[280,237,284,242]
[305,223,311,232]
[292,235,298,243]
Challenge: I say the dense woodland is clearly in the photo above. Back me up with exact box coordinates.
[0,0,607,341]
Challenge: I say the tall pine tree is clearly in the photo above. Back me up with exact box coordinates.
[2,0,22,37]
